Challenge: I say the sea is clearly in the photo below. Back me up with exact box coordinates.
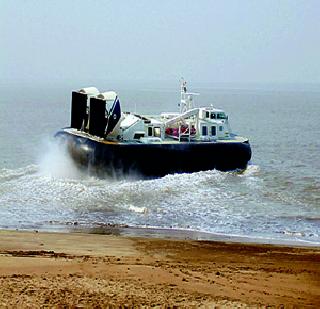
[0,81,319,246]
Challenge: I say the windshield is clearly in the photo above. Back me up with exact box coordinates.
[217,112,227,119]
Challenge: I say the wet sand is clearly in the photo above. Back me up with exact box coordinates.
[0,230,319,307]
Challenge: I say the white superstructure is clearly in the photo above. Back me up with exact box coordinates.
[112,79,232,143]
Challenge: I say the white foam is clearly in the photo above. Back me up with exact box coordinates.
[0,165,37,182]
[241,164,261,177]
[37,139,86,180]
[128,205,148,214]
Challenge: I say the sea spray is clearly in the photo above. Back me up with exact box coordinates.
[37,138,86,180]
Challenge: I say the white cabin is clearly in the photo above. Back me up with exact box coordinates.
[114,80,232,143]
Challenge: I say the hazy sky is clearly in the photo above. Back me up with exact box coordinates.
[1,0,320,85]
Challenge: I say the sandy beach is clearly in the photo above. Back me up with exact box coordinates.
[0,230,319,307]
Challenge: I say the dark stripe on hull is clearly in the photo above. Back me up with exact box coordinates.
[55,131,252,177]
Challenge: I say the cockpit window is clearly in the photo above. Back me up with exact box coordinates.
[217,112,227,119]
[210,112,216,119]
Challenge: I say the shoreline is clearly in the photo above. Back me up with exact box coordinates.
[4,224,320,248]
[0,229,319,307]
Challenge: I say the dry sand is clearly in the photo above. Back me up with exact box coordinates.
[0,230,319,308]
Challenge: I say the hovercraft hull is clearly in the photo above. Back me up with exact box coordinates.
[55,130,252,177]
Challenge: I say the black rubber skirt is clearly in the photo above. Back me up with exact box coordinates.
[55,130,252,177]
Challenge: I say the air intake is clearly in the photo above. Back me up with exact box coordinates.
[88,97,107,137]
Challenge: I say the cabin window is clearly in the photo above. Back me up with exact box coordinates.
[154,127,161,137]
[148,126,153,136]
[219,126,223,132]
[210,112,216,119]
[211,126,216,136]
[202,126,208,136]
[133,133,145,139]
[205,111,210,118]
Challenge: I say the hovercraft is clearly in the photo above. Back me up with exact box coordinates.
[55,80,252,177]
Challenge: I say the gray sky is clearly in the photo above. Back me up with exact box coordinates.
[1,0,320,85]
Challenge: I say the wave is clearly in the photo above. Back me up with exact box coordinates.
[0,148,319,245]
[0,165,38,182]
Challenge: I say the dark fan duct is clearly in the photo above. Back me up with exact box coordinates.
[88,97,107,137]
[70,91,87,130]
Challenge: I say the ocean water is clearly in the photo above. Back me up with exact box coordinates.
[0,82,319,245]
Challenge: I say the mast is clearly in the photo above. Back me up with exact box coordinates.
[180,78,187,114]
[179,78,199,114]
